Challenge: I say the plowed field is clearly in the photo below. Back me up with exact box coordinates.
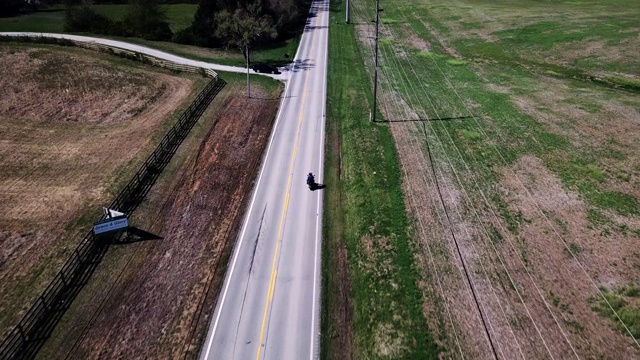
[0,43,200,340]
[1,43,282,360]
[38,81,281,359]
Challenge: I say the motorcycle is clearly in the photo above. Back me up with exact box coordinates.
[306,173,315,190]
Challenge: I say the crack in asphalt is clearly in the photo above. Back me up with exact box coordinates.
[232,204,267,357]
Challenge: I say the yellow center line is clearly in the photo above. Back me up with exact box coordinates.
[254,13,321,360]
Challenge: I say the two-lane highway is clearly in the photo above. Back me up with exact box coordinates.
[200,0,329,359]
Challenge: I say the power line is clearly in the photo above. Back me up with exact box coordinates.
[355,2,502,358]
[371,0,381,122]
[350,4,469,357]
[383,7,570,357]
[374,21,511,360]
[359,1,580,357]
[419,7,640,351]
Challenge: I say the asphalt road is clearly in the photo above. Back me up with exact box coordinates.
[199,1,329,359]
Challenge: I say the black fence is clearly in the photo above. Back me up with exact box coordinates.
[0,77,227,360]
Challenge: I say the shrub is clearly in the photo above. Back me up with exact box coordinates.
[172,27,193,44]
[123,0,173,41]
[64,4,113,34]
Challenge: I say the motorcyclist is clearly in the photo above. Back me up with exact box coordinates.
[306,172,315,190]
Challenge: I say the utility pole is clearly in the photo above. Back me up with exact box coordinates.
[246,45,251,98]
[346,0,351,24]
[246,34,261,98]
[372,0,382,122]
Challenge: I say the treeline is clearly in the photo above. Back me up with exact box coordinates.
[90,0,199,3]
[64,0,310,50]
[0,0,38,17]
[65,0,172,41]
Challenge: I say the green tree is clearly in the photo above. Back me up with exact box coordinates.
[123,0,172,41]
[183,0,223,47]
[214,1,277,59]
[0,0,24,17]
[64,0,113,34]
[266,0,303,39]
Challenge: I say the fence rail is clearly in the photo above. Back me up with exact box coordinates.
[0,50,227,359]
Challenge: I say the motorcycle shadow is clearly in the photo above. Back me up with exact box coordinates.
[310,183,326,191]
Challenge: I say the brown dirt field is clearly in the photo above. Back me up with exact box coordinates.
[38,82,281,359]
[483,73,640,357]
[0,44,197,340]
[492,155,639,357]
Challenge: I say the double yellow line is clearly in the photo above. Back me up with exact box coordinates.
[254,11,321,360]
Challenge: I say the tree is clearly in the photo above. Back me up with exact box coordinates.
[123,0,172,41]
[0,0,24,17]
[185,0,222,47]
[265,0,302,39]
[214,1,277,59]
[64,0,113,33]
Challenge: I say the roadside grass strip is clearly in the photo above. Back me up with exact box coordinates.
[322,0,438,358]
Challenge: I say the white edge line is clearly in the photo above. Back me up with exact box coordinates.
[201,13,307,360]
[311,2,329,359]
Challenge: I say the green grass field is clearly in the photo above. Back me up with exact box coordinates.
[325,0,640,357]
[371,0,640,226]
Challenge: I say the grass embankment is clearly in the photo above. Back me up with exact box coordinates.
[0,4,300,68]
[118,35,302,68]
[322,0,438,359]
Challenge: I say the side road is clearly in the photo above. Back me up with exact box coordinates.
[0,32,286,80]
